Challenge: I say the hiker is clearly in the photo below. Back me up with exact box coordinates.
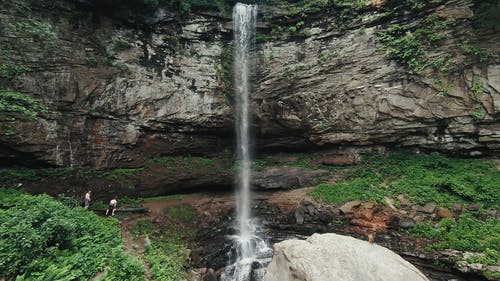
[83,190,91,209]
[106,197,117,216]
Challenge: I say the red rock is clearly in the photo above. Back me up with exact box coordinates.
[437,207,454,219]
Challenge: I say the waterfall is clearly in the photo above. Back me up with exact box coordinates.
[234,2,257,260]
[221,3,272,281]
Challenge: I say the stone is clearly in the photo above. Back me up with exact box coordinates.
[414,202,436,214]
[317,211,334,224]
[413,215,426,224]
[307,205,316,215]
[265,233,429,281]
[339,200,362,215]
[397,194,411,206]
[388,214,415,229]
[436,207,454,219]
[384,197,397,211]
[294,207,306,225]
[467,204,481,211]
[202,268,217,281]
[358,206,375,221]
[452,203,463,212]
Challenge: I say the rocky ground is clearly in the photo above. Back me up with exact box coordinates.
[115,187,498,281]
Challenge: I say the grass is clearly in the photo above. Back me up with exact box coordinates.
[132,218,192,281]
[167,205,193,224]
[310,151,500,209]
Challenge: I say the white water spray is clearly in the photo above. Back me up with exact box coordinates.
[221,3,272,281]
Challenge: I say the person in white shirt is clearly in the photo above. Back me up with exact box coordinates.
[106,198,117,216]
[83,191,91,209]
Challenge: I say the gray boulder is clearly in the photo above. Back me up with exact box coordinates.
[265,233,429,281]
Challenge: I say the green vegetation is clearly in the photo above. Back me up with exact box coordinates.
[112,39,134,52]
[1,46,46,135]
[377,15,457,74]
[149,155,232,175]
[0,88,47,120]
[410,213,500,266]
[94,168,145,181]
[462,44,493,63]
[472,0,500,31]
[433,79,452,97]
[0,167,143,188]
[132,218,192,281]
[9,18,57,44]
[0,189,144,280]
[167,205,193,223]
[471,78,485,95]
[471,103,485,120]
[310,151,500,209]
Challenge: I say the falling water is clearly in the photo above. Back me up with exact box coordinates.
[221,3,272,281]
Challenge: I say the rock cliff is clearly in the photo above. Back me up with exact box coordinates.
[0,0,498,169]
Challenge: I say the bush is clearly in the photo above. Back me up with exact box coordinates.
[0,189,145,280]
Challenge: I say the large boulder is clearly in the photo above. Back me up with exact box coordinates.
[265,233,429,281]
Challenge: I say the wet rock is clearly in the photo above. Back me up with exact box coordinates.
[307,205,316,216]
[317,211,334,224]
[295,207,306,225]
[202,268,217,281]
[265,233,430,281]
[188,268,204,281]
[388,215,415,229]
[339,200,362,215]
[436,207,454,219]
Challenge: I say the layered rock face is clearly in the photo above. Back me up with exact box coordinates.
[0,0,499,169]
[265,233,430,281]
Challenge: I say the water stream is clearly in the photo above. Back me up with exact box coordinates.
[220,3,272,281]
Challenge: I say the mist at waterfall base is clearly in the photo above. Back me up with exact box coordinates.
[220,3,273,281]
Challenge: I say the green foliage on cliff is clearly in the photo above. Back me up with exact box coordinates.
[310,151,500,209]
[0,46,46,133]
[410,213,500,266]
[0,189,145,280]
[377,14,457,73]
[0,89,47,120]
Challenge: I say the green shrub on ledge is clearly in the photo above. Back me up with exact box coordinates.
[0,189,145,280]
[310,151,500,209]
